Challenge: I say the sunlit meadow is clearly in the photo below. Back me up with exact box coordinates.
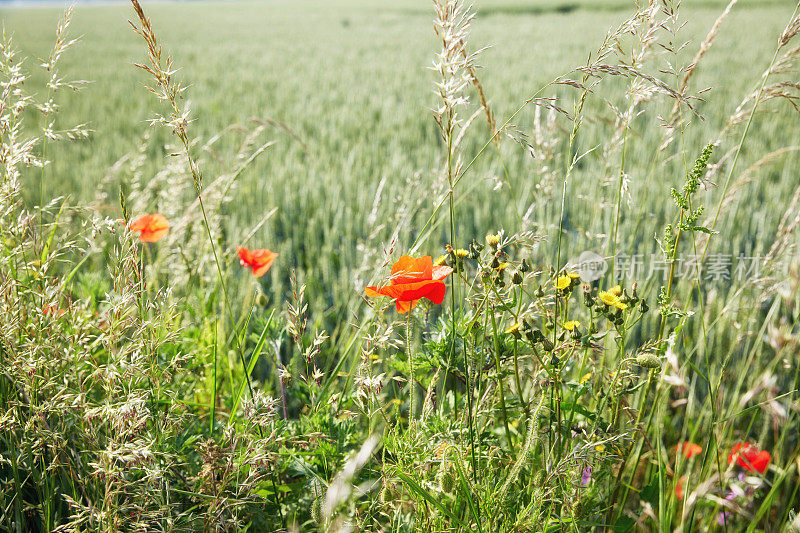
[1,0,800,530]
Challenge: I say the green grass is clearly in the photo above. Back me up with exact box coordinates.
[2,0,800,530]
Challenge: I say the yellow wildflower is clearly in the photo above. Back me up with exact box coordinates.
[434,254,449,266]
[556,275,571,290]
[563,320,580,331]
[505,322,522,337]
[580,372,592,384]
[598,290,628,310]
[609,285,622,296]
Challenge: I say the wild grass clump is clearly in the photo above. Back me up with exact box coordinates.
[2,0,800,531]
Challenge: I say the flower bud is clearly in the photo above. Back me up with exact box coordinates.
[512,270,523,285]
[256,292,269,307]
[541,337,554,352]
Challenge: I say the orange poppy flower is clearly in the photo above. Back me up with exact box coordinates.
[727,442,771,474]
[676,441,702,459]
[365,255,453,314]
[674,475,687,500]
[129,214,169,243]
[237,247,278,277]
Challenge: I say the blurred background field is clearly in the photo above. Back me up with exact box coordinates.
[3,0,799,340]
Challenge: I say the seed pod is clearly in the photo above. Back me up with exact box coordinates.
[636,353,661,369]
[255,292,269,307]
[520,258,531,273]
[512,270,523,285]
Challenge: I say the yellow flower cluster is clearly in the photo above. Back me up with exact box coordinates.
[598,285,627,309]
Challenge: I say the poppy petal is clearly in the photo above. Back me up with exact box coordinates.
[391,255,432,285]
[387,279,446,303]
[432,265,453,281]
[252,257,276,277]
[423,279,447,305]
[396,299,419,314]
[139,227,169,243]
[365,286,383,298]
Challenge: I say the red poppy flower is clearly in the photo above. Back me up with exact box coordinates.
[676,441,702,459]
[727,442,771,474]
[237,247,278,277]
[129,214,169,243]
[365,255,453,314]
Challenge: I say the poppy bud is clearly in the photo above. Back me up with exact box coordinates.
[512,270,523,285]
[256,293,269,307]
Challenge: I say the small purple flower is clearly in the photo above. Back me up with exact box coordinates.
[717,511,731,526]
[580,466,592,487]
